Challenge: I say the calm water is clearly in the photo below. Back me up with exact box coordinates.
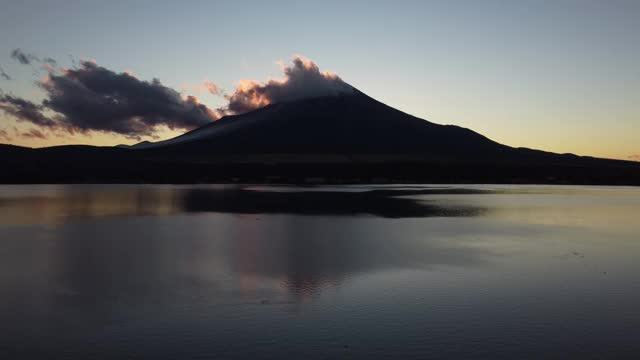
[1,184,639,359]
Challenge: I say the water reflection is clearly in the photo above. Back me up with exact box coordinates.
[0,186,493,324]
[0,186,488,226]
[181,188,487,217]
[2,185,640,359]
[46,214,491,307]
[226,216,493,297]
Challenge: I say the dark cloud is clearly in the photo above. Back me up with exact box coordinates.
[21,128,46,139]
[9,49,57,76]
[0,60,220,139]
[225,55,354,114]
[39,61,218,137]
[43,57,57,66]
[0,66,10,80]
[0,94,57,128]
[11,48,39,65]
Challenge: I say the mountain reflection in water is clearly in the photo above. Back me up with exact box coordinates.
[0,186,489,226]
[0,186,491,315]
[180,188,489,217]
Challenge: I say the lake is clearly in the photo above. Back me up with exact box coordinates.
[1,184,639,359]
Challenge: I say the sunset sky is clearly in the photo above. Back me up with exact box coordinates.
[0,0,638,160]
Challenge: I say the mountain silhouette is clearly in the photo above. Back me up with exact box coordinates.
[133,90,505,158]
[1,89,639,184]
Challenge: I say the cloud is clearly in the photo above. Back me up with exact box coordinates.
[0,129,10,141]
[0,66,10,80]
[204,81,222,95]
[0,94,57,128]
[43,57,57,66]
[9,49,58,75]
[1,54,353,142]
[0,60,220,139]
[40,61,219,136]
[21,128,47,139]
[11,48,39,65]
[180,80,223,96]
[224,55,354,114]
[629,154,640,161]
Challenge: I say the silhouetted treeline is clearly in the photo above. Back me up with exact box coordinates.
[1,144,639,185]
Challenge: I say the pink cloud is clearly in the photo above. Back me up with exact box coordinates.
[21,128,47,139]
[224,55,354,114]
[204,81,222,95]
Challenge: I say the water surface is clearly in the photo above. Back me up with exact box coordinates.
[1,184,639,359]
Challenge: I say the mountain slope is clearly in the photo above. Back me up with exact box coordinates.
[135,91,509,160]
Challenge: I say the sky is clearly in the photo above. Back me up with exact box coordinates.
[0,0,638,160]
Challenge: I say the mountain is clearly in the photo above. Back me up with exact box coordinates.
[1,90,639,184]
[134,90,505,158]
[131,89,631,167]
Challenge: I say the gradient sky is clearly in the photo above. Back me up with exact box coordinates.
[0,0,638,160]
